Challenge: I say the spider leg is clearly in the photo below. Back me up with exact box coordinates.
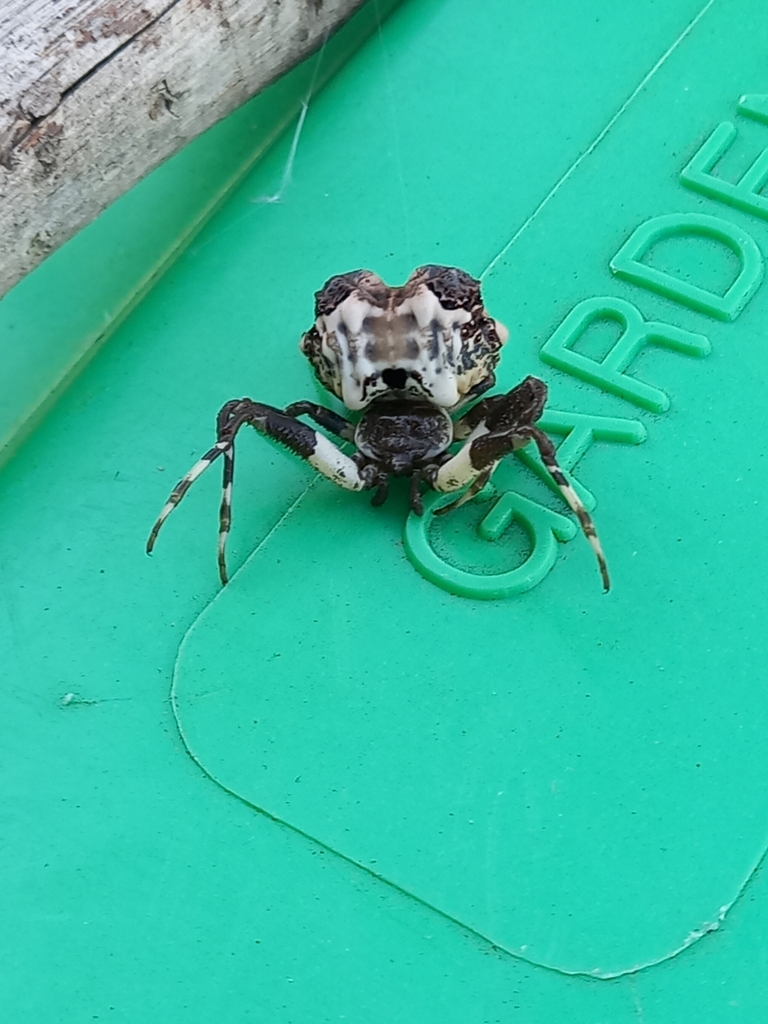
[146,438,231,557]
[435,377,551,493]
[146,399,246,571]
[452,375,547,440]
[432,467,492,516]
[434,376,610,590]
[218,401,353,583]
[283,401,356,442]
[409,469,430,515]
[217,443,235,584]
[147,398,375,583]
[452,395,506,441]
[524,425,610,592]
[370,473,389,507]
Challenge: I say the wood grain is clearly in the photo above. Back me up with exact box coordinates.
[0,0,366,298]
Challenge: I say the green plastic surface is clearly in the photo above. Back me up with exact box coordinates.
[3,0,768,1019]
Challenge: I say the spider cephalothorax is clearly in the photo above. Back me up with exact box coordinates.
[147,265,609,590]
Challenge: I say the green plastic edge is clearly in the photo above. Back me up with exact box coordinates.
[0,0,403,471]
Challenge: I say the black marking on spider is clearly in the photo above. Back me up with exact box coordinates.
[147,265,609,591]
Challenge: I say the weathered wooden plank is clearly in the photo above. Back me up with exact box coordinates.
[0,0,367,298]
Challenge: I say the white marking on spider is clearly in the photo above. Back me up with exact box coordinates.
[308,435,365,490]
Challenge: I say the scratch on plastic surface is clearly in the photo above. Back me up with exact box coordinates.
[630,978,645,1022]
[481,0,719,280]
[60,692,133,708]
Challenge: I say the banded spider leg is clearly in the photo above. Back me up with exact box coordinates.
[430,377,610,591]
[146,399,369,584]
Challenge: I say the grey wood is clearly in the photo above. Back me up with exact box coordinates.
[0,0,366,298]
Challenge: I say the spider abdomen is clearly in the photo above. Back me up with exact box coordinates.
[302,265,509,411]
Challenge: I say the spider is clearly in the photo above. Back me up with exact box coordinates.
[147,265,609,590]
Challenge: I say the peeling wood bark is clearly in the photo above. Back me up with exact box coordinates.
[0,0,367,299]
